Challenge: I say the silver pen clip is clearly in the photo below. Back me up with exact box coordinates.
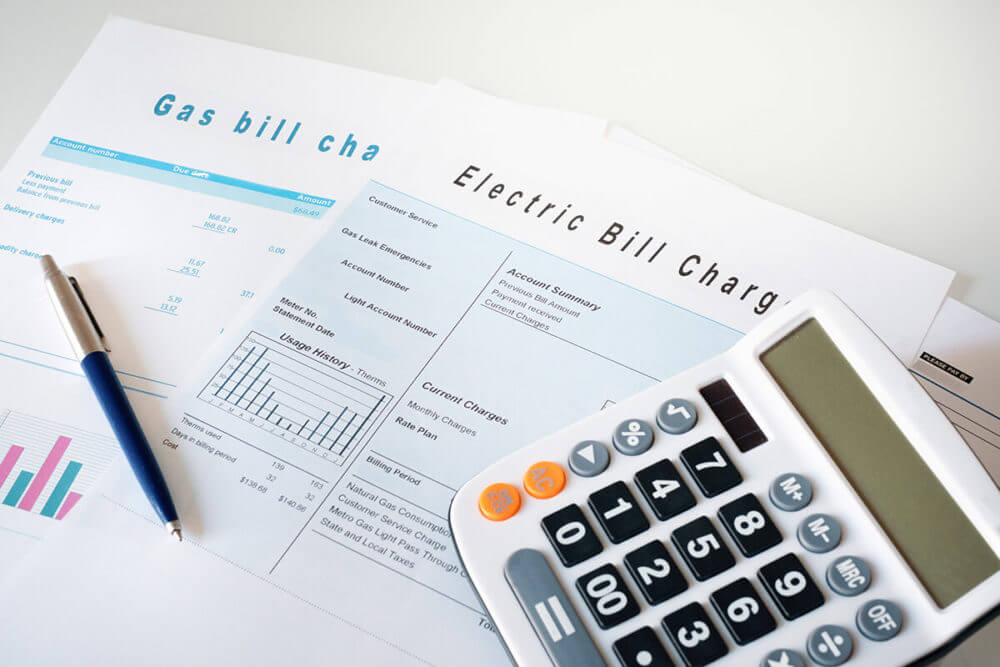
[66,276,111,354]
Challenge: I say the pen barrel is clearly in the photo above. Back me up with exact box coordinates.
[80,351,179,525]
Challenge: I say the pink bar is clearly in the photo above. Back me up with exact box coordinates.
[0,445,24,488]
[55,491,82,520]
[18,436,71,511]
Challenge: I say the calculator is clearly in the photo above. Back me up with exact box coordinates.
[449,290,1000,667]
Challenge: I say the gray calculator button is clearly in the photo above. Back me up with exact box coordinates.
[856,599,903,641]
[569,441,609,477]
[769,473,813,511]
[656,398,697,434]
[613,419,654,456]
[504,549,605,667]
[826,556,871,596]
[760,649,806,667]
[797,514,842,553]
[806,625,854,666]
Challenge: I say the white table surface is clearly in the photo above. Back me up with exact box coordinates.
[1,0,996,321]
[0,2,996,664]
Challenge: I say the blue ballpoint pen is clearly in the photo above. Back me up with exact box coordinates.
[41,255,182,541]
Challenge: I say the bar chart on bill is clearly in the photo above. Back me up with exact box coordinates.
[0,410,117,530]
[197,332,390,465]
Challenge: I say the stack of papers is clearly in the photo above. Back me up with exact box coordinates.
[0,16,994,666]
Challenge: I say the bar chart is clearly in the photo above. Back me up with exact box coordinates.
[197,332,391,465]
[0,410,117,522]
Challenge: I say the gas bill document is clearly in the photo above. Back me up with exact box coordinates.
[0,85,954,665]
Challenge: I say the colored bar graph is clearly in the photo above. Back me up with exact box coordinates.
[55,492,82,520]
[0,445,24,487]
[18,436,71,511]
[3,471,34,506]
[40,460,82,517]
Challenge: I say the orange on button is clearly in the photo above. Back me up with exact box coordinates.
[523,461,566,499]
[479,482,521,521]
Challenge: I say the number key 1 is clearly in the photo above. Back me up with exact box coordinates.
[589,481,650,544]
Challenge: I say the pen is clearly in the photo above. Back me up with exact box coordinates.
[41,255,182,541]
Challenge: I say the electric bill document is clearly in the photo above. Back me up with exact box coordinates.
[0,85,953,665]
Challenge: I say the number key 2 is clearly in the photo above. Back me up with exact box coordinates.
[757,553,825,620]
[662,602,728,667]
[576,563,640,629]
[709,578,775,645]
[717,493,782,557]
[680,437,742,497]
[671,516,735,581]
[624,540,688,605]
[589,481,650,544]
[541,504,603,567]
[634,458,696,521]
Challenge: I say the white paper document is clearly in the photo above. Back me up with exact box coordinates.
[907,299,1000,667]
[0,81,954,665]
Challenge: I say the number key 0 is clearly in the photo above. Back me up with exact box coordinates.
[541,505,603,567]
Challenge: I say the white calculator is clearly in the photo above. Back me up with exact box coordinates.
[450,290,1000,667]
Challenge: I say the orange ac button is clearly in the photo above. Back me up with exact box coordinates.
[479,482,521,521]
[523,461,566,499]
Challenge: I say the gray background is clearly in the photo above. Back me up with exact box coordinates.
[1,0,996,320]
[0,2,996,663]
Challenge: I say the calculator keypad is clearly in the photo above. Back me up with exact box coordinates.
[491,386,894,667]
[589,481,650,544]
[613,626,675,667]
[576,563,641,629]
[717,493,782,557]
[662,602,729,667]
[679,437,742,497]
[541,504,603,567]
[671,517,736,581]
[634,459,697,521]
[757,553,825,620]
[623,540,688,605]
[709,577,776,645]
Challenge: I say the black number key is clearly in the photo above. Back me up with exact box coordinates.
[679,437,741,497]
[634,459,696,521]
[709,578,776,645]
[576,563,640,629]
[757,553,824,620]
[717,493,782,557]
[613,626,675,667]
[624,540,688,605]
[662,602,728,666]
[588,481,649,544]
[541,504,603,567]
[671,516,735,581]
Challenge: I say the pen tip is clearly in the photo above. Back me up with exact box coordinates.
[166,520,183,542]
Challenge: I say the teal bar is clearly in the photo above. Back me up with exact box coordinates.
[40,461,82,517]
[3,471,34,506]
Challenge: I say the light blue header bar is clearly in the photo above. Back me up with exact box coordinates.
[44,137,335,218]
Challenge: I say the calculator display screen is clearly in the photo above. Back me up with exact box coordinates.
[761,318,1000,608]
